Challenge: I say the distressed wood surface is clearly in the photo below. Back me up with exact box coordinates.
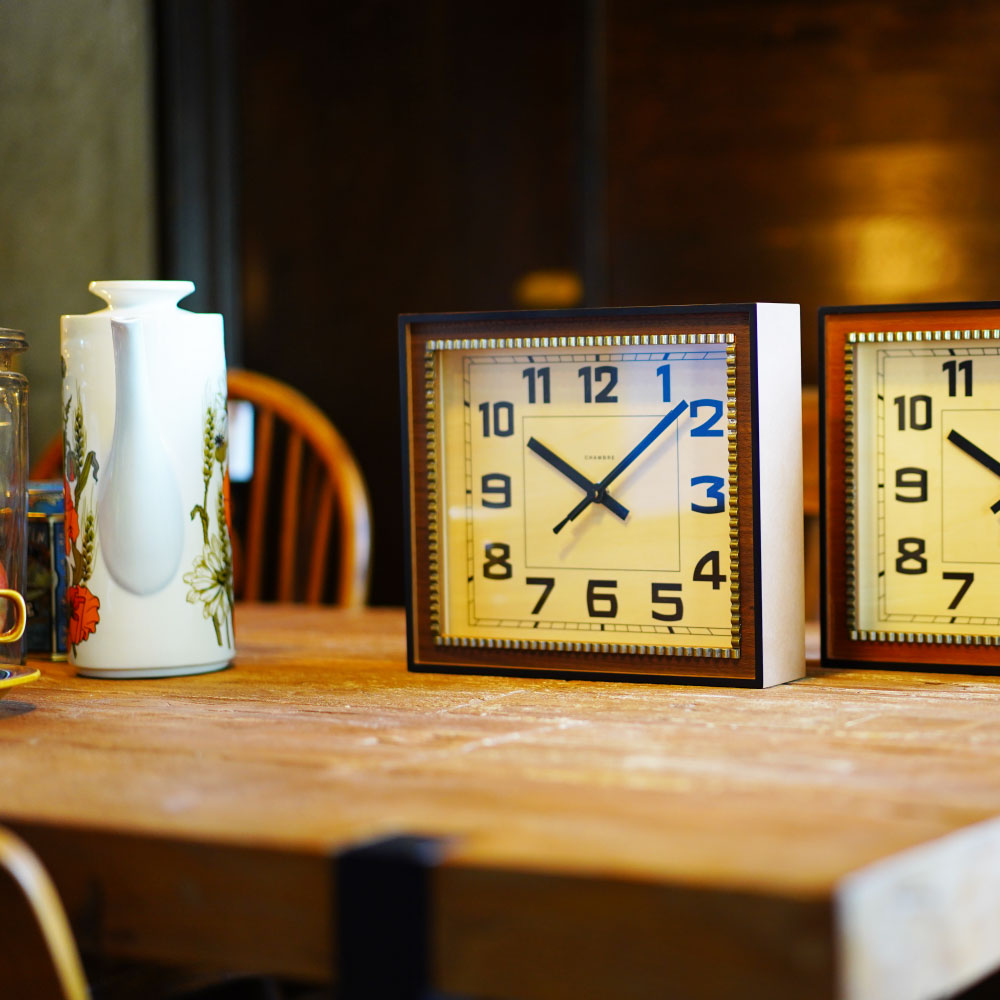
[2,606,1000,998]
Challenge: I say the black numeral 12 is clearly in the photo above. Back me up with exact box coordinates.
[578,366,618,403]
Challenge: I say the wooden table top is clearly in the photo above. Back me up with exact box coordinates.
[3,604,1000,999]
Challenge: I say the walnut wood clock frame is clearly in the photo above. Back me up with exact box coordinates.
[821,301,1000,672]
[400,304,803,688]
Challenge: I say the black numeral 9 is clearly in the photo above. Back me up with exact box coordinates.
[481,473,511,508]
[894,467,927,503]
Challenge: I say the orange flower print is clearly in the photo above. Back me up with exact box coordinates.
[67,584,100,647]
[63,478,79,555]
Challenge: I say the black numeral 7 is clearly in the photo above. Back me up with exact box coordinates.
[527,576,555,614]
[943,571,974,609]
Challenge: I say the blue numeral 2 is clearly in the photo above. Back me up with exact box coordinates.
[690,399,723,437]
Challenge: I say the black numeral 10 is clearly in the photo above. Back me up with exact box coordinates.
[479,401,514,437]
[894,395,932,431]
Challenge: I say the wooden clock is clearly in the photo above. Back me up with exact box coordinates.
[821,302,1000,672]
[400,304,804,687]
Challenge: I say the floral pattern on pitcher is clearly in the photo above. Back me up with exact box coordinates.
[184,394,234,646]
[63,387,101,651]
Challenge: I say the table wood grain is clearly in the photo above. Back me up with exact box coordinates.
[2,605,1000,999]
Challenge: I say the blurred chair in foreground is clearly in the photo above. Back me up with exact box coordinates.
[0,825,88,1000]
[31,369,372,607]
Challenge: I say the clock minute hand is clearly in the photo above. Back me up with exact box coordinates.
[598,399,690,491]
[551,400,689,535]
[527,438,629,521]
[946,430,1000,513]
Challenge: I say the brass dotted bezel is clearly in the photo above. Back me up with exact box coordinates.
[423,332,741,659]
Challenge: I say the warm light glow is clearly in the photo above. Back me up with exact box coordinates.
[820,143,986,302]
[834,214,966,301]
[513,269,584,308]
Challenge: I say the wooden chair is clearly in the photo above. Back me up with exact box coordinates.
[31,369,372,606]
[226,369,370,605]
[0,825,88,1000]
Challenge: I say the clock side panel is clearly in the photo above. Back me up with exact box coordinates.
[821,307,1000,671]
[751,303,805,687]
[403,309,763,684]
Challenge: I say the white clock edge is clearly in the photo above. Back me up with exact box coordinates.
[754,302,807,687]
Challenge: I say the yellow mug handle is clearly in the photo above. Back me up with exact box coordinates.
[0,589,26,643]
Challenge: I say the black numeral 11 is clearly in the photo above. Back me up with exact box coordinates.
[942,358,972,397]
[522,367,550,403]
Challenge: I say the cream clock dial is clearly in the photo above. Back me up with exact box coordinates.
[403,304,804,687]
[436,340,737,652]
[853,334,1000,640]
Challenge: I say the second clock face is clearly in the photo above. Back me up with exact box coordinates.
[434,338,738,654]
[852,333,1000,640]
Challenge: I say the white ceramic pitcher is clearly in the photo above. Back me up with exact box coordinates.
[60,281,235,677]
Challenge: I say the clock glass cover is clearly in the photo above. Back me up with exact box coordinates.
[851,331,1000,642]
[432,336,738,654]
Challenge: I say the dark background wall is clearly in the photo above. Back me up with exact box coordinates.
[160,0,1000,605]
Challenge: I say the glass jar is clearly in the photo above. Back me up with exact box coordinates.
[0,330,29,664]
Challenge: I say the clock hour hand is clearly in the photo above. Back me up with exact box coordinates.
[946,430,1000,513]
[551,400,689,534]
[527,437,629,521]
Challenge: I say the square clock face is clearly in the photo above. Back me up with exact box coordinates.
[401,305,804,687]
[821,304,1000,671]
[438,343,733,648]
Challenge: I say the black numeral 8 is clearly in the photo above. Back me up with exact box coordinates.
[895,537,927,575]
[483,542,513,579]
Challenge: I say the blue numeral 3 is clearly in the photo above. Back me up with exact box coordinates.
[691,475,725,513]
